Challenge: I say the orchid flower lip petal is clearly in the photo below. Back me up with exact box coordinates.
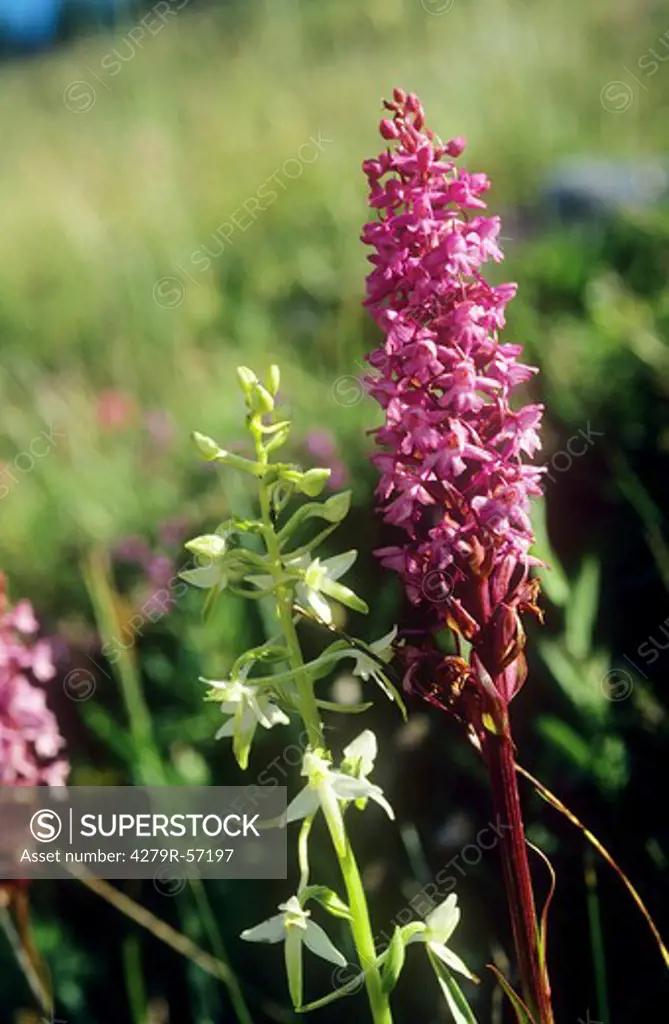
[302,920,347,967]
[428,939,476,980]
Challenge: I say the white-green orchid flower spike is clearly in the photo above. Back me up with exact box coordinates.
[241,895,346,1008]
[286,743,394,856]
[206,670,289,770]
[408,894,476,981]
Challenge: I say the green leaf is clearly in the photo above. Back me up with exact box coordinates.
[80,703,135,761]
[428,949,479,1024]
[565,556,600,660]
[381,927,406,995]
[301,886,352,921]
[537,639,607,721]
[537,716,592,772]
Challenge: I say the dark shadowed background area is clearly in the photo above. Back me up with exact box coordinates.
[0,1,668,1022]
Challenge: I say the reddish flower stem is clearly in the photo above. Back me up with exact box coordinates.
[482,727,554,1024]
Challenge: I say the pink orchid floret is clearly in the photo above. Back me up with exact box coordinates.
[363,88,544,723]
[0,582,69,786]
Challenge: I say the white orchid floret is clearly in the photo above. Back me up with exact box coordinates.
[408,894,476,981]
[297,556,333,623]
[286,736,394,854]
[246,550,367,624]
[342,728,378,778]
[292,550,367,624]
[204,668,289,770]
[241,894,345,1008]
[348,627,398,681]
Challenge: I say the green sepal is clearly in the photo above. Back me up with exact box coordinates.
[281,467,331,497]
[315,699,373,714]
[399,922,427,943]
[277,491,352,546]
[250,382,275,415]
[264,425,291,454]
[320,578,369,616]
[381,927,406,995]
[236,365,258,396]
[184,534,227,561]
[301,886,352,921]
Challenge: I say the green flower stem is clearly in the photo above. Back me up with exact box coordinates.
[321,808,394,1024]
[298,816,314,894]
[255,427,323,750]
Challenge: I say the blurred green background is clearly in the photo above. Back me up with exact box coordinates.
[1,0,668,1021]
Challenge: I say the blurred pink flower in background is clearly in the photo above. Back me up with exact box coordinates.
[96,389,136,431]
[305,429,349,489]
[0,582,69,786]
[144,409,175,447]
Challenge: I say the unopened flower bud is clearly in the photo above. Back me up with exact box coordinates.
[446,137,467,157]
[192,431,223,461]
[298,468,331,497]
[249,383,275,415]
[380,118,399,140]
[185,534,227,563]
[267,365,281,396]
[236,366,258,396]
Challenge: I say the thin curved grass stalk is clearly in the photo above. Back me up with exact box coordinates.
[0,896,52,1018]
[487,963,537,1024]
[525,840,557,987]
[517,762,669,968]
